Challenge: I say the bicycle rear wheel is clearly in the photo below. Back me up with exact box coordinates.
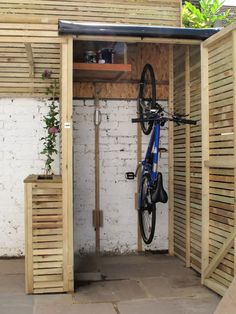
[139,173,156,244]
[138,64,156,135]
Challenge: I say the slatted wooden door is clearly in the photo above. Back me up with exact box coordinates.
[201,24,236,296]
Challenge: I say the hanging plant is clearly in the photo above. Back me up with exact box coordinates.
[40,70,60,175]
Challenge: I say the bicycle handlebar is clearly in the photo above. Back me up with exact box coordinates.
[132,116,197,125]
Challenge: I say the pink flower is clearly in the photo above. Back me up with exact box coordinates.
[49,127,58,134]
[42,69,52,79]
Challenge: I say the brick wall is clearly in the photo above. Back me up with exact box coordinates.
[0,98,60,256]
[73,100,169,254]
[0,98,169,256]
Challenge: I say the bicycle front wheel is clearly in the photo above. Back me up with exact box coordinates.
[139,173,156,244]
[138,64,156,135]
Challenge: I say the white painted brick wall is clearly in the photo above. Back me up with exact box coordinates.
[73,100,169,254]
[0,97,168,257]
[0,98,60,256]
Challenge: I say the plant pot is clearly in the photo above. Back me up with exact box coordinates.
[24,174,65,294]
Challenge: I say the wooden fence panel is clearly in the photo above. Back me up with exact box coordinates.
[0,19,63,97]
[189,46,202,273]
[173,45,187,262]
[201,25,236,296]
[0,0,182,27]
[172,45,202,272]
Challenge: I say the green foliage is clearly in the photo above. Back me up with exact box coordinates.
[182,0,232,28]
[40,70,60,175]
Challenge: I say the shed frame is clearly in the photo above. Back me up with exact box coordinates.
[1,3,236,298]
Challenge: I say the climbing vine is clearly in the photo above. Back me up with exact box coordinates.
[40,70,60,175]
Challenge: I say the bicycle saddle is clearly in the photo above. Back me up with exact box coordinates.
[151,172,168,204]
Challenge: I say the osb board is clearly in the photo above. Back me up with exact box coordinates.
[73,43,169,100]
[0,0,182,27]
[73,83,168,100]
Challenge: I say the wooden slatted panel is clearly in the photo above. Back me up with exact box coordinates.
[189,46,202,273]
[25,175,65,294]
[0,19,62,97]
[173,45,186,262]
[0,42,60,97]
[0,0,182,27]
[202,28,236,296]
[206,35,235,290]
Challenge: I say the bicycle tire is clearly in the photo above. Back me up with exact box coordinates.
[139,172,156,244]
[138,64,156,135]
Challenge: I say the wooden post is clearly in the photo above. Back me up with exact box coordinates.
[137,123,143,252]
[232,30,236,276]
[94,85,101,255]
[61,36,74,292]
[201,44,210,284]
[24,43,34,78]
[25,183,33,294]
[136,44,142,252]
[168,45,174,256]
[185,46,191,267]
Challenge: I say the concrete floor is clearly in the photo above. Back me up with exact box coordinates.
[0,254,221,314]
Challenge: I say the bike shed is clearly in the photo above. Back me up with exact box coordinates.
[56,21,236,297]
[1,8,236,301]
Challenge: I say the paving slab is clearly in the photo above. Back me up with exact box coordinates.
[0,255,221,314]
[0,259,24,275]
[34,302,117,314]
[0,274,25,295]
[74,279,148,303]
[34,293,73,306]
[140,276,214,299]
[0,305,33,314]
[99,256,194,280]
[180,296,221,314]
[117,298,185,314]
[0,294,34,307]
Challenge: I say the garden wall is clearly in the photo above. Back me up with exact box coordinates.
[0,98,60,256]
[0,98,168,256]
[73,99,169,254]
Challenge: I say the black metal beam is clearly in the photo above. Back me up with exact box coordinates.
[58,20,220,40]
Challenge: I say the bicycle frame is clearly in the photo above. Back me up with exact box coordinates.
[142,122,161,181]
[138,121,161,210]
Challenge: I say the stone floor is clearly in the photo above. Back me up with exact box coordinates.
[0,254,221,314]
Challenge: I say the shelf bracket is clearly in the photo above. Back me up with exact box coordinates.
[24,43,34,78]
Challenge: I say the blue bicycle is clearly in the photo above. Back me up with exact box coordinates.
[126,64,196,244]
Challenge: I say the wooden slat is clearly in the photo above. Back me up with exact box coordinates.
[201,44,210,283]
[0,1,181,27]
[168,44,174,256]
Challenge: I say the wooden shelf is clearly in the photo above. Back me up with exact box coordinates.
[73,62,132,82]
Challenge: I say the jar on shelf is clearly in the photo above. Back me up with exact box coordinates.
[98,48,114,64]
[84,51,97,63]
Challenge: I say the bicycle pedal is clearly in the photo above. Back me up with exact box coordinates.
[125,172,135,180]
